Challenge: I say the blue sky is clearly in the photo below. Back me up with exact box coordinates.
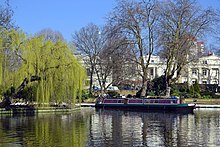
[9,0,116,41]
[7,0,220,42]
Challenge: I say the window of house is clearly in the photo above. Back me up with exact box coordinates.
[192,69,197,75]
[213,81,218,84]
[202,81,207,84]
[215,70,218,76]
[151,60,154,63]
[213,69,218,76]
[202,60,207,64]
[192,81,196,84]
[150,68,154,76]
[202,69,207,76]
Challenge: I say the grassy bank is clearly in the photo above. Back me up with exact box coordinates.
[83,98,97,103]
[185,98,220,105]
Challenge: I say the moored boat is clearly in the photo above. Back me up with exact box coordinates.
[95,96,196,113]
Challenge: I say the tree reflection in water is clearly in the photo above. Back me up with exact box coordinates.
[0,108,220,147]
[89,109,220,147]
[0,110,92,147]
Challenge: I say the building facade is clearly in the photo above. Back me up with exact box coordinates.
[185,53,220,85]
[145,53,220,86]
[78,51,220,90]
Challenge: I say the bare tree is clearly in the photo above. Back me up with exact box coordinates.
[73,23,129,95]
[108,0,160,96]
[72,23,106,95]
[0,0,14,30]
[36,28,64,42]
[94,26,130,93]
[212,6,220,52]
[158,0,217,96]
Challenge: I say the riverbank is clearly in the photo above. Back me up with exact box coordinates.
[2,98,219,114]
[0,106,81,114]
[185,98,220,105]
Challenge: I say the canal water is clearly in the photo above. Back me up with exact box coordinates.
[0,108,220,147]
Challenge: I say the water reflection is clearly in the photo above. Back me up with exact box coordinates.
[0,111,92,147]
[0,108,220,147]
[88,109,220,147]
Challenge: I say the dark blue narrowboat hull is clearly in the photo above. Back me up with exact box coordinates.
[95,103,195,113]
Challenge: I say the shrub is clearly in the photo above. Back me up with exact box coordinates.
[81,90,91,99]
[147,90,156,96]
[201,95,212,99]
[194,80,200,94]
[181,92,192,98]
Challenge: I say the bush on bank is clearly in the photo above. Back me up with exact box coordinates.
[146,76,220,99]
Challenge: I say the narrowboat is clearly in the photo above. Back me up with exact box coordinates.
[95,96,196,113]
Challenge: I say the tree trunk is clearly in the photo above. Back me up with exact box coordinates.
[165,78,171,97]
[140,79,147,97]
[0,76,41,108]
[89,66,94,95]
[166,87,171,97]
[100,86,104,97]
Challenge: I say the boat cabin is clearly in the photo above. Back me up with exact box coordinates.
[97,96,181,105]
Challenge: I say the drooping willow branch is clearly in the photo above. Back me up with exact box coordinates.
[43,61,74,72]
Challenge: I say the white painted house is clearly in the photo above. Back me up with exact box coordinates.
[77,50,220,90]
[144,53,220,86]
[185,53,220,85]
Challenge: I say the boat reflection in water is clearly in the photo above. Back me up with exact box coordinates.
[88,108,220,147]
[1,108,220,146]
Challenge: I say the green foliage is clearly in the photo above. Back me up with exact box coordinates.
[168,82,220,99]
[20,84,38,102]
[194,80,200,94]
[189,80,201,98]
[148,75,166,96]
[147,90,156,96]
[201,95,212,99]
[171,85,180,96]
[189,85,194,95]
[0,29,86,105]
[200,91,220,99]
[81,90,90,99]
[180,92,192,98]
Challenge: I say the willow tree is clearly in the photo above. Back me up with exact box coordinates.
[1,29,86,106]
[0,34,3,93]
[0,0,15,96]
[158,0,217,96]
[0,29,21,96]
